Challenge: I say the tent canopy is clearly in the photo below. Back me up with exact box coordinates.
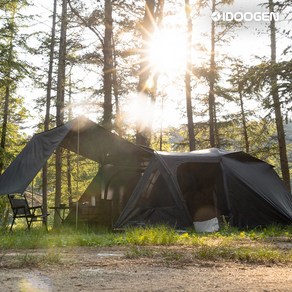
[0,117,153,195]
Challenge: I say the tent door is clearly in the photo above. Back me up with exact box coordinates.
[177,162,223,222]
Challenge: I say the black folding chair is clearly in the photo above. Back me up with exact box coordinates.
[7,193,49,231]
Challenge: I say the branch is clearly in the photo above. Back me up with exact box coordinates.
[67,0,104,46]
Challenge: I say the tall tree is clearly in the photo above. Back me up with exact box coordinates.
[55,0,68,226]
[103,0,114,129]
[0,3,17,174]
[136,0,164,146]
[42,0,57,224]
[67,0,116,130]
[136,0,155,146]
[185,0,195,151]
[268,0,291,192]
[208,0,216,148]
[228,61,251,153]
[205,0,234,148]
[0,0,31,227]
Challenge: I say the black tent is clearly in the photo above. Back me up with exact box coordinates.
[0,117,291,229]
[115,149,292,229]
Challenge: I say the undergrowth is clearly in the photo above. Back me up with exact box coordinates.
[0,224,292,265]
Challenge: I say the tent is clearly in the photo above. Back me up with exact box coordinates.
[0,117,291,229]
[115,149,292,229]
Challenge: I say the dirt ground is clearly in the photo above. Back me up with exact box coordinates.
[1,246,292,292]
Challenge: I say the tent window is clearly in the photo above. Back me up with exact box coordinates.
[137,170,176,207]
[144,170,160,199]
[177,163,221,221]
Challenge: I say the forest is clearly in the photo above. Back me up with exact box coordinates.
[0,0,291,225]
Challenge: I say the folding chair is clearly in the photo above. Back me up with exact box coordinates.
[7,193,49,231]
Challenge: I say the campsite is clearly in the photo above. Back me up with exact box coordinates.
[1,0,292,291]
[1,226,292,291]
[0,116,292,290]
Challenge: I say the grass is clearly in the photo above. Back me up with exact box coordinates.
[14,251,61,268]
[1,224,292,265]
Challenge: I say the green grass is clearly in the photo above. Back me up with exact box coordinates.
[1,224,292,265]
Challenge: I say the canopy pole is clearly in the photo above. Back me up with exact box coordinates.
[31,179,34,207]
[76,118,80,229]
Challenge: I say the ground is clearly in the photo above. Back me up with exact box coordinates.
[1,246,292,292]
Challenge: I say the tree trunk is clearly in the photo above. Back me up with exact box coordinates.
[54,0,68,226]
[112,35,122,135]
[42,0,57,225]
[136,0,156,146]
[0,72,11,175]
[269,0,291,192]
[103,0,113,130]
[208,0,216,148]
[238,84,249,153]
[185,0,195,151]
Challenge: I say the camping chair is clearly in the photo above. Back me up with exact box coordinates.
[7,193,49,231]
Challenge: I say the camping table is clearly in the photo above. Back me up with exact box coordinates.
[49,205,70,223]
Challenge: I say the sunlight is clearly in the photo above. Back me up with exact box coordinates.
[123,93,156,132]
[148,28,187,75]
[63,100,99,121]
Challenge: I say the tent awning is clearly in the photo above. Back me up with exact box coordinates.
[0,117,153,195]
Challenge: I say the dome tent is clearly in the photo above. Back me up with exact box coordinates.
[115,149,292,229]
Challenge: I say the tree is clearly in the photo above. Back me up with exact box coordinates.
[103,0,114,129]
[0,0,31,173]
[194,0,235,148]
[55,0,68,226]
[0,0,31,227]
[0,2,17,174]
[227,60,252,153]
[184,0,195,151]
[268,0,290,192]
[135,0,164,146]
[42,0,57,225]
[208,0,216,148]
[136,0,156,146]
[68,0,115,130]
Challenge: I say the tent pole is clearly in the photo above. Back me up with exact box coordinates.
[31,179,34,207]
[76,118,80,229]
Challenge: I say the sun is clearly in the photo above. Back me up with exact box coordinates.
[148,27,187,75]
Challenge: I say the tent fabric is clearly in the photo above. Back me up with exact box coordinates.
[59,118,153,164]
[0,117,153,196]
[222,156,292,226]
[0,122,72,195]
[115,149,292,229]
[114,156,192,228]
